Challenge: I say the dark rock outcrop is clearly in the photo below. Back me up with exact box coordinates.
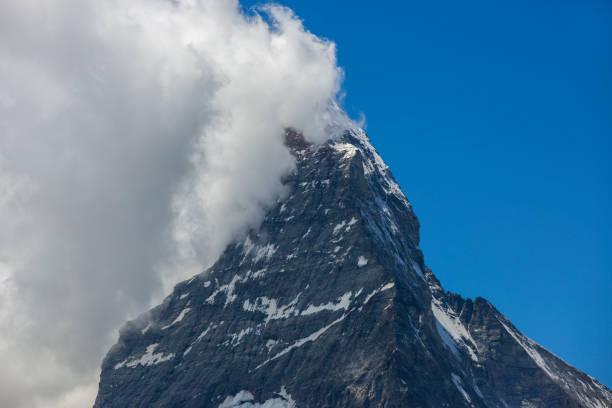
[94,128,611,408]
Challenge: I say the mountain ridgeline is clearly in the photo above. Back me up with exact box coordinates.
[94,128,611,407]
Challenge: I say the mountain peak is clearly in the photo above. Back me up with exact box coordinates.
[95,128,611,408]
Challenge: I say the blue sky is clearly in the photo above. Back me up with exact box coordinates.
[244,0,612,386]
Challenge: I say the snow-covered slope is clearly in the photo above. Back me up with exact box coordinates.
[94,129,611,408]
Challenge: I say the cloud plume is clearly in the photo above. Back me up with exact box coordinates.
[0,1,347,406]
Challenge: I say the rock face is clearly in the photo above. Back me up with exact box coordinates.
[94,128,611,408]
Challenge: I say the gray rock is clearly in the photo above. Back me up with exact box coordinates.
[94,128,612,408]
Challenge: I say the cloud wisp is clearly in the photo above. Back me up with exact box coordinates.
[0,1,348,406]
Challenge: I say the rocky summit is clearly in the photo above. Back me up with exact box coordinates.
[94,128,611,408]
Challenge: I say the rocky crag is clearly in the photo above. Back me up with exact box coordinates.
[94,128,612,407]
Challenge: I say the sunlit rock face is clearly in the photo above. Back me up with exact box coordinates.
[94,129,611,408]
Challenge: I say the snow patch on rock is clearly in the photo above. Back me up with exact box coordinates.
[242,236,277,264]
[196,321,224,342]
[162,307,191,330]
[431,299,479,361]
[357,256,368,267]
[243,294,301,324]
[255,313,349,370]
[114,344,174,370]
[219,386,296,408]
[332,221,346,235]
[451,373,471,404]
[229,327,254,347]
[301,292,352,316]
[498,319,557,379]
[361,282,395,308]
[207,275,245,306]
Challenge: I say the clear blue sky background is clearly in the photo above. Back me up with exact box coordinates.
[242,1,611,386]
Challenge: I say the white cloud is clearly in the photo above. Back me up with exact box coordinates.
[0,0,350,406]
